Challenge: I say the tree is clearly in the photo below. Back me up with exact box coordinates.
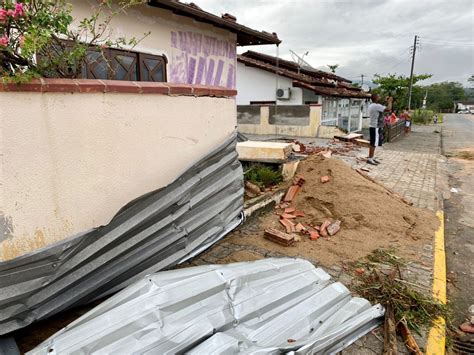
[327,64,339,73]
[468,74,474,88]
[424,82,465,111]
[372,73,432,111]
[0,0,149,82]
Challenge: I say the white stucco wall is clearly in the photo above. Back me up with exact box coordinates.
[236,62,303,105]
[70,0,237,88]
[0,92,236,260]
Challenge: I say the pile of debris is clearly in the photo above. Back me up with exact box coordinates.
[292,139,361,157]
[210,154,439,268]
[265,174,342,246]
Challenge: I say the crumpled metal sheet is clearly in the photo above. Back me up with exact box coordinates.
[29,258,384,355]
[0,133,243,335]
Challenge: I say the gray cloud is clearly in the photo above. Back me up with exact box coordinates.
[198,0,474,85]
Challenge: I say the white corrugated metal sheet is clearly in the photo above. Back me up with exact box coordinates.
[0,133,243,335]
[29,258,384,354]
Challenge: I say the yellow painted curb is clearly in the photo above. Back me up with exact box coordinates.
[426,210,446,355]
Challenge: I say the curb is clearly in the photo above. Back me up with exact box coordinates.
[426,210,446,354]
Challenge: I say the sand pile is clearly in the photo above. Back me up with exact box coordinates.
[220,155,439,267]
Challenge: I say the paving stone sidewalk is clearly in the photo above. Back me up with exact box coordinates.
[346,125,444,212]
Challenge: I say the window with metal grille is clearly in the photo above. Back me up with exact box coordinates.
[82,48,167,82]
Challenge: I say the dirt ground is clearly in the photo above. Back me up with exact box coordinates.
[13,155,440,353]
[202,155,439,268]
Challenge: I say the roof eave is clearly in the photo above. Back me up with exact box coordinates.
[147,0,281,46]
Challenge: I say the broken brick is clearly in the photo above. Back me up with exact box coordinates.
[280,213,297,219]
[355,267,365,275]
[284,185,300,202]
[320,175,330,183]
[327,220,341,236]
[264,228,295,246]
[320,219,332,237]
[295,223,306,232]
[293,175,305,186]
[309,230,320,241]
[294,210,305,217]
[280,218,296,233]
[284,207,295,214]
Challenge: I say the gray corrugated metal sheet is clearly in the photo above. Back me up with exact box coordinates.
[0,133,243,335]
[28,258,384,355]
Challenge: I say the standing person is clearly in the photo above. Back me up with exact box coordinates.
[367,94,393,165]
[402,109,411,135]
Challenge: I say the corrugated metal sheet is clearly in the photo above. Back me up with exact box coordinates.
[29,258,384,355]
[0,133,243,335]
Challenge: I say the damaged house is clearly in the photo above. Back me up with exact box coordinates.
[236,51,370,138]
[0,0,280,335]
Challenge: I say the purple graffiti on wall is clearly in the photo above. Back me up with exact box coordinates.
[169,31,236,89]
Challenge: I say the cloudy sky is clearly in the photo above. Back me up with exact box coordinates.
[198,0,474,86]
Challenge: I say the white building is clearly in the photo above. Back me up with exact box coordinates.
[236,51,370,134]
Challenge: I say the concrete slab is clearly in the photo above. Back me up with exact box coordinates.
[236,141,293,163]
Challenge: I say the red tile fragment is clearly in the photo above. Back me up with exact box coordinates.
[294,210,305,217]
[320,219,332,237]
[320,175,330,183]
[309,230,320,241]
[280,213,297,219]
[280,218,295,233]
[284,185,300,202]
[284,207,295,214]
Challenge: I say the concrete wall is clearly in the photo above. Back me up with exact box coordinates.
[70,1,237,88]
[238,105,321,137]
[268,106,310,125]
[236,62,303,105]
[0,83,236,260]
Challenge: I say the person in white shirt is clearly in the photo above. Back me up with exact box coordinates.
[367,94,393,165]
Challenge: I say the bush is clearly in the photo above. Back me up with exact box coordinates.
[244,164,283,188]
[0,0,148,82]
[412,109,434,124]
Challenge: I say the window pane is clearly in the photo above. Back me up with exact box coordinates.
[84,51,108,80]
[139,55,166,82]
[112,54,137,81]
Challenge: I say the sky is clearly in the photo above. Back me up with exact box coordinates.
[197,0,474,86]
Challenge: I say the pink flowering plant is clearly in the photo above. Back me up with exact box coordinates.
[0,0,148,82]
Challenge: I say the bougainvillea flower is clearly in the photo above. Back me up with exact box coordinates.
[0,9,7,22]
[14,3,24,17]
[0,36,9,46]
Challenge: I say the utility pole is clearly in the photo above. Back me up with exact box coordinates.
[408,35,419,110]
[361,74,364,86]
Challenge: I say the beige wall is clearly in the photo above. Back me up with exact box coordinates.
[238,105,322,138]
[0,92,236,260]
[70,1,237,88]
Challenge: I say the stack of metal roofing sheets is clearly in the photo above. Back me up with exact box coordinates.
[0,133,243,335]
[29,258,384,354]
